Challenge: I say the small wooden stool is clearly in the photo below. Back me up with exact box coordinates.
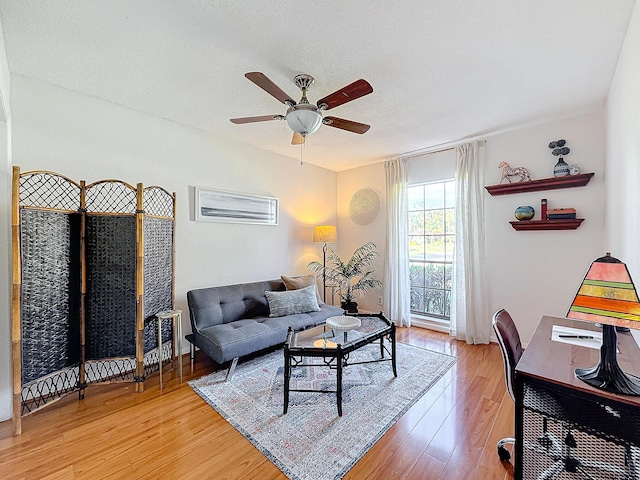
[156,309,183,389]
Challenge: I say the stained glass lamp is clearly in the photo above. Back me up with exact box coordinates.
[567,253,640,395]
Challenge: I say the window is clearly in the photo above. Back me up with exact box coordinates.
[408,180,455,320]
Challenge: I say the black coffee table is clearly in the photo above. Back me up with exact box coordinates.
[283,312,396,416]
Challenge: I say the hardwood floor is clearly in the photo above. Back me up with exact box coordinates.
[0,327,515,479]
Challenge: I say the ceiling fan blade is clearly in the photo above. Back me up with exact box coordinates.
[230,114,284,124]
[245,72,296,106]
[291,132,306,145]
[316,79,373,110]
[323,116,370,134]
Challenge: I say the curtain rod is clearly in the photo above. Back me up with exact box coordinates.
[388,138,486,162]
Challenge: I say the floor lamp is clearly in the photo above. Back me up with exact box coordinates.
[313,225,337,302]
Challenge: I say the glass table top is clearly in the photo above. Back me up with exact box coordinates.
[289,315,390,350]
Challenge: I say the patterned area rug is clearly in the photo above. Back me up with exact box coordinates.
[189,342,457,480]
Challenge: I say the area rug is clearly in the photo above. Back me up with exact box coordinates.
[189,342,457,480]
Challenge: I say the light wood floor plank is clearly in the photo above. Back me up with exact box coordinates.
[406,451,447,480]
[423,374,490,462]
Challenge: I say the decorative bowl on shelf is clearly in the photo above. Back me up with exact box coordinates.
[515,205,535,221]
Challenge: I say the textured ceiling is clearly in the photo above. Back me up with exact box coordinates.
[0,1,635,171]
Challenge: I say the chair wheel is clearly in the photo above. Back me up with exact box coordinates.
[498,445,511,461]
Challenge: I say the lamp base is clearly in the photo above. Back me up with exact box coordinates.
[575,325,640,396]
[575,365,640,396]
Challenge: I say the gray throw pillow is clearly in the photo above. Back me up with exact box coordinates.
[265,285,321,317]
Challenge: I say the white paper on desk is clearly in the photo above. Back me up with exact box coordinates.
[552,325,602,350]
[631,329,640,348]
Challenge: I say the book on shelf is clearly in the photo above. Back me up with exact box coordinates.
[547,213,577,220]
[547,208,576,214]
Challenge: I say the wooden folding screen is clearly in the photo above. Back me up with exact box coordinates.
[11,167,176,435]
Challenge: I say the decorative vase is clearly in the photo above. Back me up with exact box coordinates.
[553,157,570,177]
[569,163,581,175]
[515,205,535,221]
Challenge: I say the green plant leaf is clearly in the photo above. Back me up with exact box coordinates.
[307,242,382,303]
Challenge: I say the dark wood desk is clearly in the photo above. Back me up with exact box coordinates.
[514,316,640,479]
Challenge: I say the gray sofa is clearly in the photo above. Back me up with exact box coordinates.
[187,278,343,377]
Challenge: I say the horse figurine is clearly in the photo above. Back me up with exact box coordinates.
[498,162,532,184]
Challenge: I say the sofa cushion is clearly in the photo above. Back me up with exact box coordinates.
[281,274,324,304]
[265,285,320,317]
[187,279,284,329]
[192,303,343,364]
[196,320,287,364]
[187,279,344,365]
[291,305,342,329]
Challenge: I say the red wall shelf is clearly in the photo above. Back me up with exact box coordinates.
[485,173,595,196]
[509,219,584,231]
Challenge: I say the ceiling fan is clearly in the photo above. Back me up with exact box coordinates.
[230,72,373,145]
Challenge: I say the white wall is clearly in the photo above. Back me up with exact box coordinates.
[336,162,386,312]
[407,149,456,185]
[0,17,13,423]
[606,1,640,276]
[0,75,337,421]
[338,112,606,342]
[0,120,11,423]
[484,113,605,342]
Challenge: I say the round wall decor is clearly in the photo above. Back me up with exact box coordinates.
[349,188,380,225]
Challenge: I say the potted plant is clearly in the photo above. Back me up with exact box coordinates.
[308,242,382,313]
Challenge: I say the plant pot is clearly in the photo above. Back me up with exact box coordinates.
[341,301,358,314]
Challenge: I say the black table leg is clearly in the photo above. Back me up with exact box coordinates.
[337,351,343,416]
[283,348,291,414]
[343,331,348,343]
[391,325,397,377]
[380,337,384,358]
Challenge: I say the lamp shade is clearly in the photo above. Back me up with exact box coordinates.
[567,253,640,331]
[286,106,322,135]
[313,225,337,244]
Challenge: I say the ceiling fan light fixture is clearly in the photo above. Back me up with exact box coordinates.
[286,105,322,135]
[231,72,372,142]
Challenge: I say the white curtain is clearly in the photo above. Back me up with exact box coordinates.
[451,141,490,344]
[384,158,411,327]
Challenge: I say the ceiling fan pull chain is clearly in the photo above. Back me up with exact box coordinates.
[300,141,304,166]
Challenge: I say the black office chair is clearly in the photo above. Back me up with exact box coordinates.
[493,309,569,465]
[492,308,523,461]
